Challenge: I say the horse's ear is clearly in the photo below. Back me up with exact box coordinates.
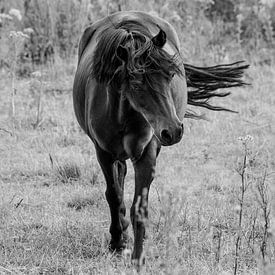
[116,45,128,63]
[152,29,166,48]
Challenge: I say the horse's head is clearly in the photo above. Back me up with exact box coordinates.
[116,27,184,146]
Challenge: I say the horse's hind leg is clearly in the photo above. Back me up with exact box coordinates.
[95,146,129,251]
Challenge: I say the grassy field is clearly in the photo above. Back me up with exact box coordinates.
[0,60,275,274]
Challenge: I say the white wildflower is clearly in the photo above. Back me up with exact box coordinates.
[238,135,254,144]
[31,71,42,78]
[245,135,254,142]
[9,8,22,21]
[9,31,29,40]
[17,31,29,39]
[23,28,34,34]
[0,13,13,20]
[9,31,17,39]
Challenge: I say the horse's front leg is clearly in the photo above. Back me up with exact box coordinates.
[130,137,160,265]
[95,146,129,251]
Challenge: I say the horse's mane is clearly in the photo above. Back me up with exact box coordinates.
[91,20,182,88]
[91,19,249,119]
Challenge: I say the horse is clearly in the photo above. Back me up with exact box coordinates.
[73,11,248,266]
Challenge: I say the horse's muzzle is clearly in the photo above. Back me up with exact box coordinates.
[160,123,184,146]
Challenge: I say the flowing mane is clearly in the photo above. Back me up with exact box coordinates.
[91,20,182,88]
[90,18,248,119]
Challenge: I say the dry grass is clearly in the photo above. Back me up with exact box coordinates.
[0,60,275,274]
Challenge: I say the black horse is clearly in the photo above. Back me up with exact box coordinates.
[73,11,248,266]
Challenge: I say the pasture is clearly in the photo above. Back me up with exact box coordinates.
[1,1,275,274]
[1,60,275,274]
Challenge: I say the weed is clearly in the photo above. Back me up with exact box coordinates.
[67,196,96,210]
[56,163,81,183]
[234,135,254,274]
[8,30,29,134]
[49,153,81,183]
[30,71,44,129]
[255,169,271,265]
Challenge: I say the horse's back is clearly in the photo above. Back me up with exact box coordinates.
[78,11,181,62]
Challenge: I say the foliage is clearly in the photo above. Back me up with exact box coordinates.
[0,0,275,67]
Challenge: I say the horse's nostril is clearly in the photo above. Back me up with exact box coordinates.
[160,129,173,144]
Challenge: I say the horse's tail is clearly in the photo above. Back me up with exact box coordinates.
[184,61,249,119]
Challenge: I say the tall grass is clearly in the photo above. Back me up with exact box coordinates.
[0,0,275,274]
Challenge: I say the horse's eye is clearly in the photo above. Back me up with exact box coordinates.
[167,72,175,81]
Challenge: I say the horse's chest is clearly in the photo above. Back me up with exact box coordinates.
[86,100,125,159]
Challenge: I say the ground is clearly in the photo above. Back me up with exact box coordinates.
[0,61,275,274]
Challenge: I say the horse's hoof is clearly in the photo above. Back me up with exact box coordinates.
[109,236,128,253]
[131,250,145,266]
[131,256,145,272]
[109,243,125,253]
